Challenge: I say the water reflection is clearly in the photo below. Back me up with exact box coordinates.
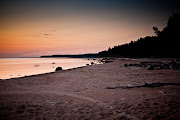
[0,58,98,79]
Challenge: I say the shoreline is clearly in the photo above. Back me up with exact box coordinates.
[0,57,102,80]
[0,58,180,119]
[1,65,89,81]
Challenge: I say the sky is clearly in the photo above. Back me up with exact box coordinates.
[0,0,179,57]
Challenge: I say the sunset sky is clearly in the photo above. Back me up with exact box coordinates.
[0,0,179,57]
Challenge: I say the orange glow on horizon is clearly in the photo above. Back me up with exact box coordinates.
[0,17,155,57]
[0,0,177,57]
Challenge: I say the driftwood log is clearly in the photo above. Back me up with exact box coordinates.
[107,83,180,89]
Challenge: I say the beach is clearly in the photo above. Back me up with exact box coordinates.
[0,58,180,120]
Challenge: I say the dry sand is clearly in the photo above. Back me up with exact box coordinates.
[0,58,180,120]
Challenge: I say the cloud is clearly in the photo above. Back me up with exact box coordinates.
[44,33,52,36]
[31,29,56,38]
[43,29,57,36]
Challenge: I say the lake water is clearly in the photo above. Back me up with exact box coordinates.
[0,58,97,79]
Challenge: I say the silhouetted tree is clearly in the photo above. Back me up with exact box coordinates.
[98,13,180,58]
[153,27,161,36]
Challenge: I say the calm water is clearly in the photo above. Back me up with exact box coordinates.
[0,58,96,79]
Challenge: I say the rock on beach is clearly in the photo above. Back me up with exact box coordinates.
[55,67,63,71]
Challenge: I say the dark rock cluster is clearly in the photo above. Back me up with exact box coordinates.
[124,60,180,70]
[100,58,113,63]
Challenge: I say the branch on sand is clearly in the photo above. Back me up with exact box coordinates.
[106,83,180,89]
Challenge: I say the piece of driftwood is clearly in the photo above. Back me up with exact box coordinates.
[106,83,180,89]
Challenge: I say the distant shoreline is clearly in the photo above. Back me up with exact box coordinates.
[40,54,99,58]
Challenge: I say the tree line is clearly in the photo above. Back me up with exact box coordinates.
[98,13,180,58]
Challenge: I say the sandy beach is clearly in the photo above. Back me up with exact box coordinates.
[0,58,180,120]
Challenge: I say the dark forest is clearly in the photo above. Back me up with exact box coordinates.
[98,13,180,58]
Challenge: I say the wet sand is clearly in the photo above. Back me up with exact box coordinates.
[0,58,180,120]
